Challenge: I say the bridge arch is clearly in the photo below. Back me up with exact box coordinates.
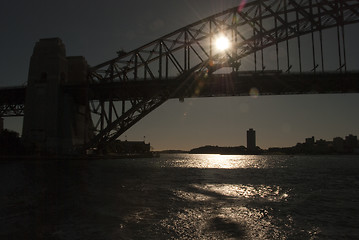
[85,0,359,151]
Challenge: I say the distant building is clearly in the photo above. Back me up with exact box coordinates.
[247,128,256,152]
[108,140,151,154]
[345,134,358,152]
[333,137,345,152]
[305,136,315,146]
[0,118,3,133]
[263,134,359,155]
[315,139,330,153]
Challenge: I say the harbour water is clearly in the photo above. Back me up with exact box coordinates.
[0,154,358,239]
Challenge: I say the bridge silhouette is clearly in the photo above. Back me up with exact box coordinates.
[1,0,359,154]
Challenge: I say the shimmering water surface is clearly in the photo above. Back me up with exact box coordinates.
[0,154,358,239]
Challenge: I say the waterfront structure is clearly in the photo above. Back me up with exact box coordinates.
[247,128,256,152]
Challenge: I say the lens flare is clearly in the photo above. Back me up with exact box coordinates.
[249,87,259,98]
[215,35,230,51]
[238,0,247,12]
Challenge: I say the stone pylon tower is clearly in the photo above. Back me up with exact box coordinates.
[22,38,93,154]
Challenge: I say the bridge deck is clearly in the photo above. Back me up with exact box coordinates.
[82,72,359,101]
[1,72,359,107]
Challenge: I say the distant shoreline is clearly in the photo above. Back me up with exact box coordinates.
[0,152,159,161]
[2,148,359,161]
[159,150,359,156]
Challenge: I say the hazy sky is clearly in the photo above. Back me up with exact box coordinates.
[1,0,359,150]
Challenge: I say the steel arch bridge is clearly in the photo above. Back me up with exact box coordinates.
[1,0,359,152]
[84,0,359,151]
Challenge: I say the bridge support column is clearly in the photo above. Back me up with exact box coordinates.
[22,38,92,155]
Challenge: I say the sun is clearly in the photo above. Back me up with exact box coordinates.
[215,35,230,51]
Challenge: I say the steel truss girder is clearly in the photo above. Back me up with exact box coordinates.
[85,96,167,150]
[0,104,25,117]
[90,0,359,83]
[85,69,202,150]
[0,86,26,117]
[85,0,359,150]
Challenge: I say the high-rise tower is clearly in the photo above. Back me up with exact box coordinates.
[247,128,256,152]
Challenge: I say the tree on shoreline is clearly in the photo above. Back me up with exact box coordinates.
[0,129,25,155]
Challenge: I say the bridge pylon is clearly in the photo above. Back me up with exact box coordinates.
[22,38,93,154]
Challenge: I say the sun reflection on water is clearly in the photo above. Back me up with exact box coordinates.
[170,182,291,239]
[165,154,283,169]
[164,154,294,238]
[157,154,296,238]
[203,154,243,168]
[174,184,289,202]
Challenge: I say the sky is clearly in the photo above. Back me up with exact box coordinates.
[1,0,359,151]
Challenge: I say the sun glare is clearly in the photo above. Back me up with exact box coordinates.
[215,35,230,51]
